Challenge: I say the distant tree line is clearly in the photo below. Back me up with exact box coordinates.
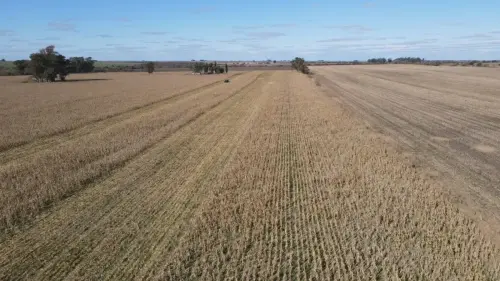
[367,57,424,64]
[291,57,310,74]
[191,61,228,74]
[367,58,390,64]
[9,45,96,81]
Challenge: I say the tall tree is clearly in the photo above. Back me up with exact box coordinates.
[145,61,155,74]
[29,45,69,82]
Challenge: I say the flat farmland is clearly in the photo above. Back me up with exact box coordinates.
[1,70,500,280]
[313,65,500,238]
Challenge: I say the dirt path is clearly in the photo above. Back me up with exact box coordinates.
[1,70,499,280]
[313,65,500,240]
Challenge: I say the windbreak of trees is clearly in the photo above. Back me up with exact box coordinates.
[393,57,424,64]
[191,61,228,74]
[367,57,424,64]
[67,57,96,73]
[13,60,30,74]
[10,45,96,81]
[291,57,310,74]
[367,58,388,64]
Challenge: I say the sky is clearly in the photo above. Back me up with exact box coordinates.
[1,0,499,61]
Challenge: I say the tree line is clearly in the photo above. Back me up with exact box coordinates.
[191,61,228,74]
[12,45,96,82]
[367,57,424,64]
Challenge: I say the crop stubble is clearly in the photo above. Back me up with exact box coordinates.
[0,70,499,280]
[313,65,500,241]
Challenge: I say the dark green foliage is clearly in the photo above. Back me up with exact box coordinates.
[393,57,423,64]
[367,57,423,64]
[29,45,70,82]
[192,61,226,75]
[291,57,310,74]
[67,57,95,73]
[225,63,228,74]
[145,61,155,74]
[54,54,70,81]
[191,62,205,73]
[13,60,30,74]
[215,66,225,74]
[367,58,387,64]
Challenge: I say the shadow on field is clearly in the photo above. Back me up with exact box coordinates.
[58,78,112,83]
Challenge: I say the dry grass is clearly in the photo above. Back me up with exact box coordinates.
[312,65,500,241]
[0,71,246,231]
[0,70,499,280]
[0,72,235,151]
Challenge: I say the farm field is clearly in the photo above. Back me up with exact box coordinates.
[1,70,500,280]
[313,65,500,239]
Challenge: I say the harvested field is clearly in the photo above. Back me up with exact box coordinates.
[0,72,238,151]
[313,65,500,240]
[1,70,500,280]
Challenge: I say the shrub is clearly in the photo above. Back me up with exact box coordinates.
[145,62,155,74]
[291,57,310,74]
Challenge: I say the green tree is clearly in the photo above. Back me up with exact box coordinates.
[291,57,309,74]
[191,62,205,73]
[145,61,155,74]
[13,60,30,74]
[67,57,95,73]
[225,63,228,74]
[29,45,69,82]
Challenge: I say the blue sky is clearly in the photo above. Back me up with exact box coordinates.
[1,0,499,61]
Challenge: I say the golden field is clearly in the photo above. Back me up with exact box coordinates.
[1,68,499,280]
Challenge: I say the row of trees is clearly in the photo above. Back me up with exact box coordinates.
[367,58,391,64]
[191,62,228,74]
[12,45,96,82]
[367,57,424,64]
[291,57,310,74]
